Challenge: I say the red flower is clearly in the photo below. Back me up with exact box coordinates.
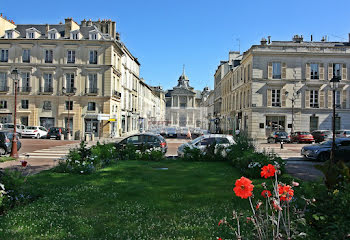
[20,160,27,167]
[218,219,224,226]
[261,190,272,198]
[233,177,254,199]
[272,200,282,211]
[256,201,262,210]
[260,164,276,178]
[278,184,294,201]
[218,238,223,240]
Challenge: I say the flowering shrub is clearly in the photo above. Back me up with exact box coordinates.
[218,164,311,239]
[181,144,227,162]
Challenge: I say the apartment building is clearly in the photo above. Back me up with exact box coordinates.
[219,35,350,140]
[0,15,161,139]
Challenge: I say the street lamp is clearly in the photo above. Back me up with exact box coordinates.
[62,86,76,140]
[10,68,19,158]
[330,76,341,163]
[285,87,300,134]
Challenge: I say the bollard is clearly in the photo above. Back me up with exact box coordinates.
[280,141,284,149]
[91,134,95,141]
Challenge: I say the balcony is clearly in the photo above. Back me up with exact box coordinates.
[113,90,122,98]
[39,87,54,94]
[0,86,9,93]
[18,86,31,94]
[85,88,98,96]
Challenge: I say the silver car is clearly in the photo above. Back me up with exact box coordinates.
[177,134,235,157]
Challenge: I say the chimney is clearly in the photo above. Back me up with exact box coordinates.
[116,32,120,41]
[45,24,49,35]
[267,36,271,44]
[311,35,313,41]
[260,37,267,45]
[292,34,303,43]
[87,19,92,26]
[81,19,86,27]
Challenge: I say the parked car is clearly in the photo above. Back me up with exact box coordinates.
[192,128,202,138]
[2,123,26,138]
[46,127,68,140]
[166,127,177,138]
[301,138,350,161]
[180,127,189,136]
[267,131,290,143]
[116,133,167,154]
[311,130,333,143]
[290,131,314,143]
[22,126,48,139]
[0,131,22,155]
[177,134,235,157]
[336,130,350,138]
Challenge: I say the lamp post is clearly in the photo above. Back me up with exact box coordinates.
[330,76,341,163]
[62,87,76,140]
[10,68,19,158]
[285,87,300,134]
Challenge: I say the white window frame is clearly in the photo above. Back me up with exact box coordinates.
[6,32,13,39]
[28,32,35,39]
[0,49,9,62]
[272,89,281,107]
[72,33,79,40]
[335,90,341,108]
[45,50,53,63]
[43,73,53,92]
[272,62,281,79]
[0,100,7,109]
[310,90,319,108]
[310,63,319,79]
[22,49,30,63]
[89,50,98,64]
[333,63,342,79]
[49,33,56,39]
[67,50,75,64]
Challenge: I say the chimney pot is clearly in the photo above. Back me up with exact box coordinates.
[260,37,267,45]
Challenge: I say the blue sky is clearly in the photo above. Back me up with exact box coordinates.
[2,0,350,90]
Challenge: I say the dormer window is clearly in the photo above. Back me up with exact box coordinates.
[49,33,56,39]
[90,33,97,40]
[28,32,34,39]
[72,33,78,40]
[6,32,13,39]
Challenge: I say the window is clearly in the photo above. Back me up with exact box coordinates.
[45,50,53,63]
[88,73,98,93]
[335,90,341,108]
[72,33,78,40]
[272,89,281,107]
[66,73,75,93]
[0,49,8,62]
[49,33,56,39]
[43,73,53,92]
[0,73,7,91]
[87,102,96,111]
[28,32,34,39]
[89,50,98,64]
[20,116,28,126]
[310,90,319,108]
[310,63,319,79]
[21,100,29,109]
[22,49,30,63]
[90,33,97,40]
[21,73,30,91]
[65,101,73,110]
[272,62,281,79]
[43,101,52,110]
[6,32,13,39]
[0,100,7,109]
[67,50,75,63]
[333,63,342,79]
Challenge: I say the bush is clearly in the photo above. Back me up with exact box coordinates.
[180,143,228,162]
[227,135,285,178]
[0,169,37,213]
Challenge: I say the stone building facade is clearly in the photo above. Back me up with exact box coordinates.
[0,15,164,139]
[219,35,350,140]
[165,71,206,128]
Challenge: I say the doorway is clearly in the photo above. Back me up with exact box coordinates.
[85,118,99,137]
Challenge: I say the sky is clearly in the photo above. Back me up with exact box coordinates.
[2,0,350,91]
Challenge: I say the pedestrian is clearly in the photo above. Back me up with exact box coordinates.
[187,129,192,140]
[235,129,240,136]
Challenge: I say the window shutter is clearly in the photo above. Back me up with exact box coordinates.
[267,89,272,107]
[328,90,333,109]
[282,63,287,79]
[268,62,272,79]
[319,90,325,108]
[342,64,347,80]
[305,90,310,108]
[305,63,310,80]
[328,63,333,80]
[342,90,347,109]
[319,63,324,80]
[282,89,286,107]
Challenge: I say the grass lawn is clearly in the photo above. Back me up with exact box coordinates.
[0,160,264,240]
[0,156,16,163]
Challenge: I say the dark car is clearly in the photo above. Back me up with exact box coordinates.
[311,130,333,143]
[46,127,68,140]
[301,138,350,161]
[267,131,290,143]
[166,127,177,138]
[0,131,22,155]
[290,131,314,143]
[116,133,167,154]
